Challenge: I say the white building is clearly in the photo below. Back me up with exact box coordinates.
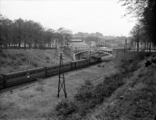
[68,38,90,53]
[96,40,106,47]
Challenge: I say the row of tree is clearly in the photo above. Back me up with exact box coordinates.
[0,14,127,50]
[74,32,104,38]
[120,0,156,51]
[0,14,72,49]
[74,32,127,41]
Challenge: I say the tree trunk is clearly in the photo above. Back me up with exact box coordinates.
[145,40,147,51]
[18,38,21,49]
[8,42,10,48]
[137,25,140,52]
[134,41,136,51]
[24,40,26,49]
[137,38,139,52]
[149,41,152,52]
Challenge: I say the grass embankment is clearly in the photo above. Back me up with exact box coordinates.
[54,52,156,120]
[0,49,72,74]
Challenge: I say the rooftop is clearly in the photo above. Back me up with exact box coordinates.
[70,42,89,46]
[69,39,83,42]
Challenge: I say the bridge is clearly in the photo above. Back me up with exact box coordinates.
[73,50,91,60]
[73,47,113,60]
[62,46,113,60]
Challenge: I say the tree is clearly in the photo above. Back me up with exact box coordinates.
[130,24,140,51]
[14,18,25,49]
[0,16,13,48]
[120,0,156,46]
[57,27,72,46]
[0,14,73,50]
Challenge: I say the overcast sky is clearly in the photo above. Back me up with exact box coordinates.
[0,0,136,36]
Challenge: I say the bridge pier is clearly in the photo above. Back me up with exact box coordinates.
[73,51,89,60]
[73,53,81,60]
[73,54,76,61]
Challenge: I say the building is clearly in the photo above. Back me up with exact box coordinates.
[90,41,96,47]
[96,39,106,47]
[68,38,90,53]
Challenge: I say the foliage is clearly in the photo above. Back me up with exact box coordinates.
[54,53,145,119]
[0,14,72,49]
[120,0,156,47]
[55,99,78,118]
[74,80,94,102]
[55,72,126,119]
[101,76,156,120]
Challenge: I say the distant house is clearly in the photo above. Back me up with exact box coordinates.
[109,43,119,48]
[68,38,90,53]
[96,40,106,47]
[90,41,96,47]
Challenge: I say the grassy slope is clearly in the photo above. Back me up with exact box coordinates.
[0,49,72,74]
[0,50,156,120]
[53,52,156,120]
[83,52,156,120]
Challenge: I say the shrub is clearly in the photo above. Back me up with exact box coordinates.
[17,60,22,66]
[10,55,17,60]
[103,86,156,120]
[21,57,27,62]
[33,63,38,67]
[91,73,125,105]
[120,59,140,73]
[17,53,24,57]
[55,99,78,118]
[55,73,126,119]
[0,60,6,65]
[74,80,94,102]
[45,56,50,61]
[0,53,7,58]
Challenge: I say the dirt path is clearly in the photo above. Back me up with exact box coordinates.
[0,61,117,119]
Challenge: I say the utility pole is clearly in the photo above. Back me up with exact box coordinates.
[57,52,67,98]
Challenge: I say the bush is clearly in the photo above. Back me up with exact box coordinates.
[0,60,6,65]
[55,99,78,118]
[17,53,24,57]
[55,73,126,119]
[120,59,140,73]
[17,60,22,66]
[0,53,7,58]
[21,57,27,62]
[91,73,125,105]
[10,55,17,60]
[102,86,156,120]
[74,80,94,102]
[74,74,125,116]
[45,56,50,61]
[33,63,38,67]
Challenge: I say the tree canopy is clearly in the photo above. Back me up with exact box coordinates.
[120,0,156,46]
[0,14,72,49]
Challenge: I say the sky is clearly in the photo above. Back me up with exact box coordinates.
[0,0,136,36]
